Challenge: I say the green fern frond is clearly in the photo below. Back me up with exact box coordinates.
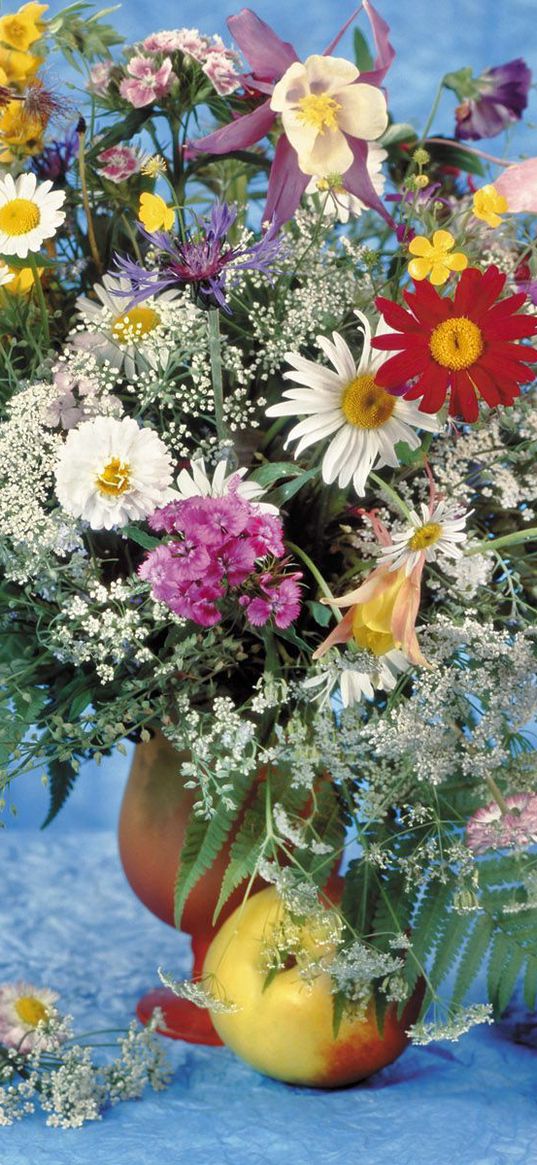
[451,914,494,1008]
[174,775,252,928]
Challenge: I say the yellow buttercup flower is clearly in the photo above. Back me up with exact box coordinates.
[0,98,45,161]
[3,262,42,294]
[472,184,508,229]
[0,2,47,51]
[0,44,41,85]
[138,192,175,233]
[407,229,468,286]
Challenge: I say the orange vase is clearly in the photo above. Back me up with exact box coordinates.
[118,729,258,1044]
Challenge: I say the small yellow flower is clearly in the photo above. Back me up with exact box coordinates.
[3,263,42,294]
[0,3,47,52]
[407,229,468,286]
[138,192,175,233]
[472,184,508,228]
[0,99,45,162]
[0,44,41,86]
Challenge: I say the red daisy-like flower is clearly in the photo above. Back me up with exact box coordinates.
[372,265,537,423]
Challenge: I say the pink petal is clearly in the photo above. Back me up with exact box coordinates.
[227,8,298,80]
[186,99,275,156]
[359,0,396,86]
[312,607,355,659]
[344,138,395,227]
[264,134,309,225]
[494,158,537,213]
[323,5,363,56]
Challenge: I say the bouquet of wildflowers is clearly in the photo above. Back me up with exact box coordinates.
[1,0,536,1046]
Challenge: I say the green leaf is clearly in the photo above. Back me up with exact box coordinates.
[353,28,374,72]
[332,990,347,1039]
[307,600,333,628]
[123,525,161,550]
[0,253,58,269]
[379,123,417,148]
[249,461,303,488]
[212,800,266,922]
[451,914,493,1008]
[425,138,485,177]
[428,909,473,990]
[174,774,252,928]
[266,467,319,507]
[523,954,537,1011]
[41,758,79,828]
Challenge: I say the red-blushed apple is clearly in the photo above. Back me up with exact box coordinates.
[203,886,424,1088]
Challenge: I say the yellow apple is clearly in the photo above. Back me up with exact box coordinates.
[203,885,423,1088]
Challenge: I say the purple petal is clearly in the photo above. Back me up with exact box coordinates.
[186,98,275,156]
[358,1,395,86]
[343,138,395,228]
[322,5,362,56]
[227,8,298,80]
[264,135,309,226]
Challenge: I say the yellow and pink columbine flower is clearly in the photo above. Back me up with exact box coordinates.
[186,3,394,225]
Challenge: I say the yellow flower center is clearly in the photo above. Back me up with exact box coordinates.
[429,316,484,370]
[112,306,160,341]
[341,373,396,429]
[409,522,442,551]
[0,197,40,236]
[96,457,131,496]
[15,995,49,1026]
[296,92,341,133]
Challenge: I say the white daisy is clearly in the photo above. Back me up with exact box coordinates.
[303,647,408,709]
[54,415,175,530]
[0,982,60,1051]
[0,172,66,259]
[379,500,471,575]
[72,274,180,378]
[0,263,14,286]
[176,457,278,513]
[305,144,387,223]
[266,311,441,497]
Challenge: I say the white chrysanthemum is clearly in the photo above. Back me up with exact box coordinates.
[379,500,470,575]
[0,982,60,1051]
[72,274,180,378]
[270,54,387,177]
[303,648,409,709]
[176,457,278,513]
[305,144,387,223]
[54,415,175,530]
[0,172,66,259]
[266,311,441,496]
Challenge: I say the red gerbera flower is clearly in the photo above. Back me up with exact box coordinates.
[372,265,537,423]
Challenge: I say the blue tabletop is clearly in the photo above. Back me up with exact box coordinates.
[1,825,536,1165]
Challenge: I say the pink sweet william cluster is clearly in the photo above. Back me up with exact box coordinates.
[139,492,302,630]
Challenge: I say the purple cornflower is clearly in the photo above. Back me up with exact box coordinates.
[453,58,531,141]
[113,201,284,313]
[140,492,301,629]
[30,130,79,182]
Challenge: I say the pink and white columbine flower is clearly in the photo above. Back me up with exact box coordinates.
[305,143,386,222]
[378,499,470,576]
[119,56,174,108]
[187,3,394,226]
[0,983,60,1051]
[97,145,141,184]
[466,793,537,854]
[270,54,387,179]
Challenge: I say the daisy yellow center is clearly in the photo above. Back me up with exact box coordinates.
[409,522,442,550]
[429,317,483,370]
[296,93,341,133]
[341,373,396,429]
[0,197,40,236]
[96,457,131,496]
[15,996,49,1026]
[112,306,160,341]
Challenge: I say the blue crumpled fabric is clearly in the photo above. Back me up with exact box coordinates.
[1,823,536,1165]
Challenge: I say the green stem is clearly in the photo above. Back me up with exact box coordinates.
[285,540,342,621]
[207,307,229,449]
[468,528,537,555]
[419,79,446,144]
[483,773,509,816]
[369,472,412,521]
[28,253,49,347]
